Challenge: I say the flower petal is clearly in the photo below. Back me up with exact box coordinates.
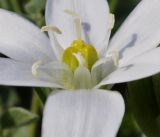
[47,32,64,60]
[0,58,61,88]
[42,89,125,137]
[96,48,160,87]
[91,57,117,85]
[74,66,93,89]
[0,9,55,63]
[38,62,74,89]
[108,0,160,64]
[45,0,110,54]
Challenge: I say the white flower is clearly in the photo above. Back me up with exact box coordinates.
[0,0,160,137]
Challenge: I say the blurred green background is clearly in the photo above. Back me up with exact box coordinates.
[0,0,160,137]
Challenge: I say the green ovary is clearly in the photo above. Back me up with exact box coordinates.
[62,40,98,71]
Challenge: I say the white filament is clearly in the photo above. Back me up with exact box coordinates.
[74,18,82,40]
[64,9,80,18]
[64,9,82,40]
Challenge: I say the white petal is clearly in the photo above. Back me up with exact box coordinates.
[91,57,117,85]
[97,48,160,87]
[0,58,61,88]
[42,89,125,137]
[108,0,160,64]
[0,9,55,63]
[45,0,110,54]
[38,62,74,89]
[74,66,93,89]
[47,32,64,60]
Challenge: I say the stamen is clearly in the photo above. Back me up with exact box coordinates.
[108,13,115,30]
[64,9,80,18]
[41,26,64,60]
[107,51,119,66]
[73,52,86,67]
[64,9,82,40]
[74,18,82,40]
[31,60,43,76]
[41,26,62,34]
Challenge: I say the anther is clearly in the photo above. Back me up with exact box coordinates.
[31,60,43,76]
[41,26,62,34]
[108,13,115,30]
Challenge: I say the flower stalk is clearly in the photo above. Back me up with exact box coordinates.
[29,90,39,137]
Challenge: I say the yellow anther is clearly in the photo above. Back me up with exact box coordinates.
[31,60,43,76]
[108,13,115,30]
[62,40,98,71]
[41,26,62,34]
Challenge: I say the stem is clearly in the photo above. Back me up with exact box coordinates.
[29,90,39,137]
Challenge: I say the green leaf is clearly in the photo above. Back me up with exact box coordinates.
[128,78,160,137]
[3,125,30,137]
[12,126,30,137]
[1,107,39,129]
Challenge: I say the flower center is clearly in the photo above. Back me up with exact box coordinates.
[62,40,98,71]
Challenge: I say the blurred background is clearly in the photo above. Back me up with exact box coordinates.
[0,0,160,137]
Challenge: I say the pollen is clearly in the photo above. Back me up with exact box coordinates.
[62,40,98,71]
